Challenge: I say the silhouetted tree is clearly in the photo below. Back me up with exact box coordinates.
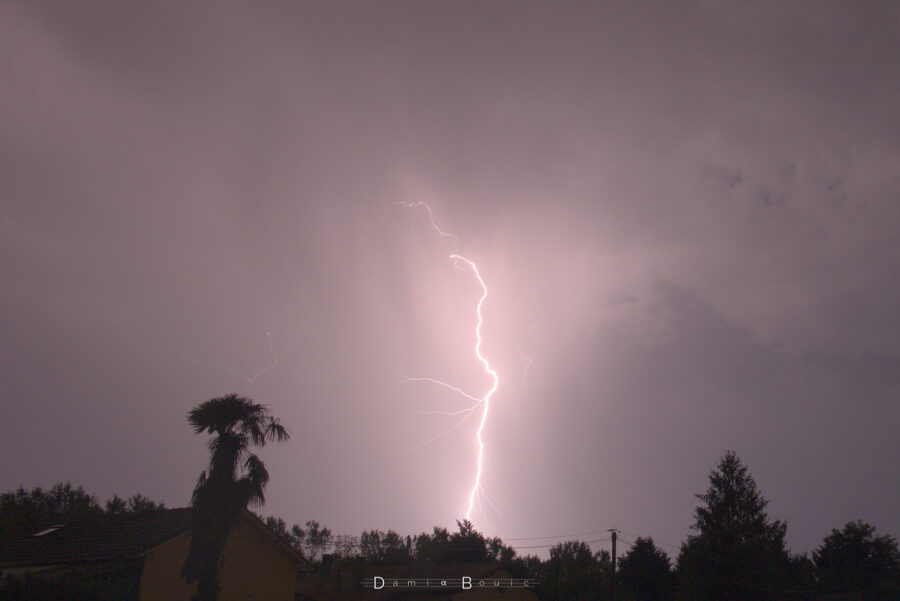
[413,526,452,562]
[676,450,789,601]
[104,494,165,514]
[0,483,102,520]
[487,535,517,564]
[264,516,304,553]
[104,496,127,514]
[542,540,605,601]
[783,552,816,600]
[1,483,163,542]
[597,549,613,598]
[359,529,382,561]
[617,537,674,601]
[813,520,900,599]
[518,554,544,579]
[409,520,507,564]
[1,485,163,601]
[448,519,491,562]
[181,394,289,601]
[262,516,357,564]
[331,533,360,560]
[297,520,333,563]
[360,529,410,564]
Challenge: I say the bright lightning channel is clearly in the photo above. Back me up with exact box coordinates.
[398,200,502,523]
[450,254,500,521]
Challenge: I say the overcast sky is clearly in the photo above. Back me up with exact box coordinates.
[2,0,898,558]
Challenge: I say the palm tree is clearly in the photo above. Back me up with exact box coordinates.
[181,394,289,601]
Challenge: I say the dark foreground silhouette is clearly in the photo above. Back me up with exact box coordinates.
[1,407,897,601]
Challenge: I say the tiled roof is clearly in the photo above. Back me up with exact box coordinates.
[0,508,193,567]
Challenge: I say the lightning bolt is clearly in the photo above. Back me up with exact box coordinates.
[493,307,534,390]
[147,329,279,385]
[450,254,500,521]
[246,330,280,383]
[395,201,459,243]
[398,202,502,523]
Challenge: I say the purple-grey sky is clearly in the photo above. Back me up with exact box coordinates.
[2,0,898,558]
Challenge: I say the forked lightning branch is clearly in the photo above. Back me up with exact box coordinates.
[398,202,501,522]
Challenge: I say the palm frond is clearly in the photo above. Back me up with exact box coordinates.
[184,393,290,596]
[188,393,266,436]
[242,419,267,446]
[243,453,270,489]
[187,402,219,434]
[265,419,290,443]
[186,394,289,522]
[235,475,266,508]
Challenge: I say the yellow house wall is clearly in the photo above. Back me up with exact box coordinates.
[139,519,297,601]
[139,531,195,601]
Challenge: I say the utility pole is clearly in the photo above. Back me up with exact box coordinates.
[608,529,618,601]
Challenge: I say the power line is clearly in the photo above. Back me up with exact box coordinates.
[617,530,682,552]
[505,529,612,542]
[272,521,679,554]
[511,537,611,550]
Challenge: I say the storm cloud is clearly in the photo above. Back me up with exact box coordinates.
[1,0,898,555]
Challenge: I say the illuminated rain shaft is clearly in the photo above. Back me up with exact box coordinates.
[450,254,500,521]
[399,201,503,523]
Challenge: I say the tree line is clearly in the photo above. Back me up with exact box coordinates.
[0,482,164,536]
[1,395,898,601]
[257,451,899,601]
[4,456,895,600]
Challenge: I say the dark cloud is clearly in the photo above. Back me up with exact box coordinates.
[1,0,898,554]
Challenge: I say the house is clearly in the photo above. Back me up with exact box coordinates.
[0,507,311,601]
[296,561,541,601]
